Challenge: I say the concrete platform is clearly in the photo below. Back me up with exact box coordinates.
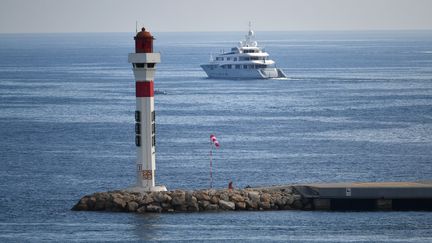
[294,181,432,211]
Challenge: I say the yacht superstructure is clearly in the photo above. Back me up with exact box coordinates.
[201,25,286,79]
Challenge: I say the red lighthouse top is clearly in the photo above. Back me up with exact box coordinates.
[135,27,154,53]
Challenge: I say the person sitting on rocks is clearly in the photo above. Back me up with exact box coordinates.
[228,180,233,190]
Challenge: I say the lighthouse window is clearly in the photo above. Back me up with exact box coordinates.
[147,63,155,68]
[152,111,155,122]
[152,135,156,147]
[152,123,155,134]
[135,123,141,134]
[135,135,141,147]
[134,63,145,68]
[135,111,141,122]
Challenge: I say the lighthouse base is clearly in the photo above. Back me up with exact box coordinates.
[125,185,167,193]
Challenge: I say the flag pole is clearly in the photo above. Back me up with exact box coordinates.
[209,138,213,189]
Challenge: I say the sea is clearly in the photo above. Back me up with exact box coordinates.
[1,30,432,242]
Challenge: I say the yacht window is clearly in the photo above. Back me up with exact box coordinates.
[227,65,232,69]
[235,65,240,69]
[234,58,237,61]
[227,57,231,61]
[243,65,248,69]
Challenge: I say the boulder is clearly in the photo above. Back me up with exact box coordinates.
[140,195,154,205]
[113,197,126,210]
[146,205,162,213]
[194,191,211,201]
[245,199,258,209]
[154,193,171,203]
[219,192,229,201]
[86,196,97,210]
[127,201,139,212]
[187,204,199,212]
[230,194,245,202]
[174,205,188,212]
[273,195,287,208]
[171,191,186,206]
[72,197,89,211]
[186,194,198,207]
[282,187,293,194]
[161,203,173,211]
[210,196,219,204]
[259,201,271,210]
[198,200,210,210]
[247,191,260,203]
[219,200,235,210]
[260,193,271,203]
[292,200,303,209]
[104,199,114,211]
[206,204,219,211]
[94,198,106,211]
[137,206,146,214]
[235,202,247,210]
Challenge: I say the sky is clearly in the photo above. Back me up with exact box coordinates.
[0,0,431,33]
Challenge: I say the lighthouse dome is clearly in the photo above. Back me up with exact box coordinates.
[134,27,154,53]
[136,27,153,38]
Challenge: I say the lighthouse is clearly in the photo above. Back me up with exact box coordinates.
[127,27,166,192]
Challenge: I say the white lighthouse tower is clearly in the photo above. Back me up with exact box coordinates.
[127,27,166,192]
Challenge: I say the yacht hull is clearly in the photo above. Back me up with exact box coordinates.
[201,65,286,79]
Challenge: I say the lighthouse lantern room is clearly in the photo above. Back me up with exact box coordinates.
[127,27,166,192]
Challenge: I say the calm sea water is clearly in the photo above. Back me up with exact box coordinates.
[1,31,432,242]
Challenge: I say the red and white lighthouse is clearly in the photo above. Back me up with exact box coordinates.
[127,27,166,192]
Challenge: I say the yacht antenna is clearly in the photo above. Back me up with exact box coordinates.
[135,21,138,33]
[249,21,251,32]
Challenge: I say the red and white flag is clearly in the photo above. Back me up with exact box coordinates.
[210,134,220,148]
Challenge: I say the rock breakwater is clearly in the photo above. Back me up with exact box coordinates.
[72,186,312,213]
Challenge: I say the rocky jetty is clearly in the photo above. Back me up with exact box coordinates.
[72,186,312,213]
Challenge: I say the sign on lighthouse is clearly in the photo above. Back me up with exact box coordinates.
[127,27,166,192]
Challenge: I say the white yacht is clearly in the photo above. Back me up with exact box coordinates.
[201,25,287,79]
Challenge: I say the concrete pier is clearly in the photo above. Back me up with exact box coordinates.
[294,181,432,211]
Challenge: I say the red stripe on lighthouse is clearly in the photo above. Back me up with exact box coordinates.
[136,81,154,97]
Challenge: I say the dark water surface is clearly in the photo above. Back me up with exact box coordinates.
[1,31,432,241]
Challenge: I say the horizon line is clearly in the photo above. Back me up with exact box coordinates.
[1,28,432,35]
